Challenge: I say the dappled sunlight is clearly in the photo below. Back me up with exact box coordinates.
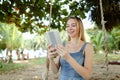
[13,60,29,63]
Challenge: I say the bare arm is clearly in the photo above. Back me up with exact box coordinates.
[47,44,60,74]
[49,56,60,74]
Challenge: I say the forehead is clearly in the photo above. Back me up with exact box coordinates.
[67,19,78,24]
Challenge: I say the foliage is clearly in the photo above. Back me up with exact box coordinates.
[0,62,27,73]
[31,35,45,50]
[0,0,119,34]
[86,27,120,54]
[0,58,46,74]
[107,26,120,52]
[0,22,23,51]
[0,40,6,52]
[30,57,46,65]
[87,28,104,53]
[93,53,120,64]
[0,61,3,68]
[85,0,120,31]
[0,0,68,33]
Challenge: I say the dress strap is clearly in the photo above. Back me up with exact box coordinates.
[79,42,87,52]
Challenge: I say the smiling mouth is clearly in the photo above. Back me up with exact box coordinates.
[68,31,74,34]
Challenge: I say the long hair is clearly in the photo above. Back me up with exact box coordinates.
[67,16,85,41]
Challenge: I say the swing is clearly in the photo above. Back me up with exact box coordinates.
[42,0,61,80]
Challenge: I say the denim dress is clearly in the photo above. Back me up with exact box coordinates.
[59,43,87,80]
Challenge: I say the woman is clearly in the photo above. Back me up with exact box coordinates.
[47,16,94,80]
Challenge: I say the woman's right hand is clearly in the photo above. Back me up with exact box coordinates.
[47,44,58,60]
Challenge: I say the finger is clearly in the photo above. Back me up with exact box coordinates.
[48,55,55,59]
[56,48,64,56]
[57,44,64,49]
[56,50,62,56]
[48,52,58,58]
[47,44,52,49]
[56,46,64,53]
[49,51,57,55]
[48,47,56,53]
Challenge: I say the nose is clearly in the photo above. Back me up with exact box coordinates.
[67,25,72,30]
[69,26,73,31]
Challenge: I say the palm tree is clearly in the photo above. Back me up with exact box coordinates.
[87,28,104,54]
[107,27,120,53]
[0,22,23,62]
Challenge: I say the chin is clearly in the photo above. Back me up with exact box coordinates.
[69,35,76,38]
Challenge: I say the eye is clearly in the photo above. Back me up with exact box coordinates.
[71,23,76,27]
[66,25,69,28]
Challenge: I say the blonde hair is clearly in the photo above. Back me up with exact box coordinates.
[67,16,85,41]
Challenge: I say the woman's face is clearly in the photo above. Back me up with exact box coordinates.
[66,19,80,38]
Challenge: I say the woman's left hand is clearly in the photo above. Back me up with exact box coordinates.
[55,44,70,61]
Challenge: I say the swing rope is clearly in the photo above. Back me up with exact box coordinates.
[99,0,109,72]
[48,0,53,30]
[42,0,53,80]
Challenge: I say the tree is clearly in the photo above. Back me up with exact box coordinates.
[107,27,120,52]
[87,26,120,54]
[0,0,119,33]
[0,22,23,62]
[0,0,68,33]
[85,0,120,31]
[87,28,104,53]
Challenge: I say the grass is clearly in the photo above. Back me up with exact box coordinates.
[0,57,46,74]
[0,53,119,74]
[108,54,120,61]
[93,53,120,64]
[29,57,46,65]
[0,62,27,74]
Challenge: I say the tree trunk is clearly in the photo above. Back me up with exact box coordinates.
[16,49,20,60]
[5,49,13,63]
[7,50,13,63]
[6,48,9,57]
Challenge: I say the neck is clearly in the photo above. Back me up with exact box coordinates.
[70,37,80,44]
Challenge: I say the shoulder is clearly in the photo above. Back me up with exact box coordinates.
[86,42,93,48]
[83,42,94,59]
[85,42,94,53]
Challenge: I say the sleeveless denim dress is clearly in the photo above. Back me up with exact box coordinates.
[59,43,87,80]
